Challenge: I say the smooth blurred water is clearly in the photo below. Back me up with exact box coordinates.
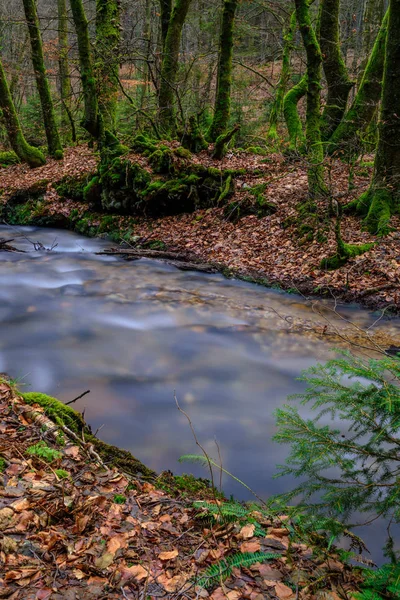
[1,225,399,562]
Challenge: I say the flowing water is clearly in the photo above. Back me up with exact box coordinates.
[1,225,399,562]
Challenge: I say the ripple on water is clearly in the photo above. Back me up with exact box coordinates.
[0,225,399,563]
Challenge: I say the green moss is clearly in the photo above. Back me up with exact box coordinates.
[181,116,208,153]
[156,472,223,499]
[0,457,6,473]
[22,392,86,433]
[346,188,395,235]
[131,134,158,155]
[55,173,95,200]
[0,150,20,167]
[320,241,374,269]
[245,146,268,156]
[21,390,153,478]
[283,75,307,152]
[26,441,62,463]
[55,469,70,479]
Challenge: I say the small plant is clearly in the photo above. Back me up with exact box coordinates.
[55,469,70,480]
[55,431,65,447]
[0,457,6,473]
[196,552,279,589]
[26,441,62,463]
[113,494,126,504]
[193,500,266,536]
[355,563,400,599]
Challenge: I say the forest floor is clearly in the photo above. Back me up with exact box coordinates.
[0,380,364,600]
[0,145,399,313]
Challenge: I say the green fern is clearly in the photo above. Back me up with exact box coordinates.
[193,500,267,536]
[196,552,279,589]
[355,564,400,600]
[26,441,62,463]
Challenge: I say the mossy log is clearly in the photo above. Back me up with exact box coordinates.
[84,147,235,216]
[21,391,154,478]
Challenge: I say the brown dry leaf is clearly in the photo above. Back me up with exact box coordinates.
[119,564,148,583]
[94,552,114,570]
[64,445,80,458]
[239,523,255,539]
[9,498,30,512]
[240,540,261,553]
[0,507,15,531]
[73,515,90,534]
[264,581,294,599]
[72,569,86,580]
[107,534,127,554]
[158,573,187,593]
[269,528,289,538]
[158,549,179,561]
[226,592,242,600]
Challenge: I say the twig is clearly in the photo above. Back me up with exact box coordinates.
[65,390,90,405]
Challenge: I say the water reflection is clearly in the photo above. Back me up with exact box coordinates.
[0,225,399,561]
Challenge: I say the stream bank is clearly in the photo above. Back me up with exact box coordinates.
[0,146,399,313]
[0,380,364,600]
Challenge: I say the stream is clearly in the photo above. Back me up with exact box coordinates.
[1,225,399,562]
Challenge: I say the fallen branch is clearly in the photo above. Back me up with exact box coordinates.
[97,248,219,272]
[65,389,90,406]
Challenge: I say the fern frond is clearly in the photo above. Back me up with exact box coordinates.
[196,552,279,589]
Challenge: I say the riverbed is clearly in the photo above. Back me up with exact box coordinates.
[1,224,399,561]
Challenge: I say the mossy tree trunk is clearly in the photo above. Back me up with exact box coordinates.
[158,0,192,135]
[319,0,353,141]
[328,9,388,155]
[349,0,400,234]
[95,0,120,132]
[283,74,307,152]
[294,0,326,200]
[57,0,73,142]
[268,11,297,141]
[23,0,63,159]
[69,0,101,139]
[207,0,238,142]
[0,58,46,167]
[159,0,172,50]
[362,0,385,60]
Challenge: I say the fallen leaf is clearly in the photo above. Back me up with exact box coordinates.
[159,549,178,561]
[240,540,261,553]
[94,552,114,570]
[239,523,255,539]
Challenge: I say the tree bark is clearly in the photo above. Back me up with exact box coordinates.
[268,11,297,141]
[158,0,192,135]
[294,0,325,199]
[57,0,72,141]
[69,0,101,139]
[349,0,400,234]
[207,0,238,142]
[0,58,45,167]
[283,74,307,152]
[328,9,388,155]
[96,0,120,132]
[319,0,353,140]
[23,0,63,159]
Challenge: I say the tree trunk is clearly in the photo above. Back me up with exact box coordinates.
[57,0,72,142]
[349,0,400,234]
[362,0,385,60]
[328,9,388,155]
[159,0,172,50]
[158,0,192,135]
[96,0,120,132]
[294,0,325,199]
[319,0,353,140]
[283,74,307,152]
[207,0,238,142]
[0,58,45,167]
[23,0,63,159]
[267,11,297,141]
[69,0,101,139]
